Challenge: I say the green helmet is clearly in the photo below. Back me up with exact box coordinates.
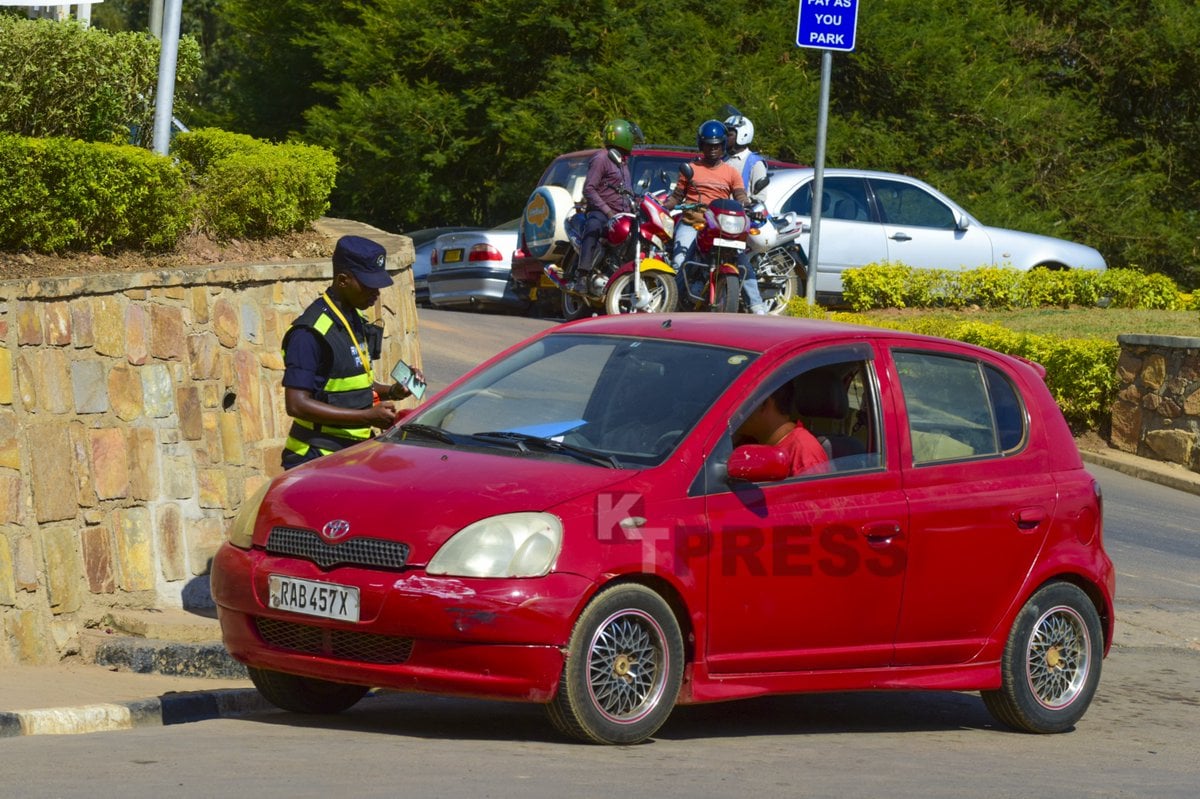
[603,118,637,154]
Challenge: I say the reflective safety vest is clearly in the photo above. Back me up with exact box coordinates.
[281,297,383,460]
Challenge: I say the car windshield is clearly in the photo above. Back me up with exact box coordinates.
[391,333,756,468]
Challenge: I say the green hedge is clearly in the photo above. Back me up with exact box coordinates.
[173,128,338,239]
[785,298,1119,433]
[0,134,191,251]
[842,263,1192,312]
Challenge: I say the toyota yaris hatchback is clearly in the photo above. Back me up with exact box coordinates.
[212,315,1114,744]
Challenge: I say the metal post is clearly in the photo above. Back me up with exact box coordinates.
[805,49,832,306]
[77,3,92,27]
[151,0,181,155]
[149,0,164,37]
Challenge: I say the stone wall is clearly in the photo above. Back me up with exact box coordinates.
[0,245,419,665]
[1112,334,1200,474]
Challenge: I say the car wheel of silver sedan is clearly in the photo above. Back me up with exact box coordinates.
[546,584,684,745]
[982,582,1103,733]
[248,666,369,714]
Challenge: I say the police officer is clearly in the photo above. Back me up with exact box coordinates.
[280,235,419,470]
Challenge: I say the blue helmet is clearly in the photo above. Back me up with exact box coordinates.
[697,119,727,152]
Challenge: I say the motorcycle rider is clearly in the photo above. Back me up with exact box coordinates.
[568,118,639,289]
[724,115,767,202]
[663,119,767,313]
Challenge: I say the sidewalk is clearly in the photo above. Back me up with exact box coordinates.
[2,446,1197,739]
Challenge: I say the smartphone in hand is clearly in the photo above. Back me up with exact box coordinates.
[389,359,427,401]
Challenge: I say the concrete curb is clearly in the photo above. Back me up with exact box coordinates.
[0,688,273,738]
[1080,448,1200,498]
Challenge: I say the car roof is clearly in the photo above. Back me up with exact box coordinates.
[552,147,803,169]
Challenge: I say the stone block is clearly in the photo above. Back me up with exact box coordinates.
[1185,387,1200,416]
[45,301,71,346]
[35,348,71,414]
[69,298,95,348]
[164,455,196,500]
[157,503,186,582]
[42,525,83,614]
[0,473,25,526]
[187,515,227,576]
[93,296,126,356]
[0,408,19,470]
[0,346,12,405]
[219,410,245,465]
[233,350,265,442]
[128,427,158,502]
[0,535,14,605]
[1145,429,1195,466]
[126,302,149,365]
[16,301,43,346]
[142,363,175,418]
[81,525,116,594]
[26,421,77,523]
[177,385,203,440]
[89,428,130,500]
[1141,353,1167,391]
[189,286,210,325]
[14,536,37,591]
[197,468,235,510]
[150,303,186,361]
[187,332,220,380]
[1110,399,1142,454]
[69,422,97,508]
[70,359,109,414]
[213,297,239,349]
[108,363,144,421]
[4,610,54,664]
[14,352,35,411]
[113,507,155,592]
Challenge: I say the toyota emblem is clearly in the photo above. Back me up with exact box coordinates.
[321,519,351,541]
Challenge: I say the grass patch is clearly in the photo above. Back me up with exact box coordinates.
[855,307,1197,340]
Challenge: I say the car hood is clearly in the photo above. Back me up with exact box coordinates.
[982,225,1107,270]
[258,439,635,564]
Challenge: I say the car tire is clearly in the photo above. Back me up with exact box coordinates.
[248,666,370,714]
[982,582,1103,733]
[546,583,684,745]
[604,271,678,315]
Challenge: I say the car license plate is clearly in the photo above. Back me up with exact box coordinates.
[268,574,360,623]
[714,238,746,250]
[442,249,463,263]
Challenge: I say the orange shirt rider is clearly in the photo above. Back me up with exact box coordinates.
[668,160,750,227]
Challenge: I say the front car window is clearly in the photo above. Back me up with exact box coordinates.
[779,176,871,221]
[869,179,955,229]
[893,350,1027,465]
[401,334,756,468]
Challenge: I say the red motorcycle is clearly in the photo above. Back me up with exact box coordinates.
[551,185,679,318]
[676,197,751,313]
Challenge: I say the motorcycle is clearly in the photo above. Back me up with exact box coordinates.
[676,196,751,313]
[744,200,808,315]
[548,184,679,318]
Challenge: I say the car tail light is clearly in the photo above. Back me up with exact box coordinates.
[430,249,439,266]
[468,244,504,262]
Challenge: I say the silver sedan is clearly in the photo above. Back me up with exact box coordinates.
[760,168,1107,302]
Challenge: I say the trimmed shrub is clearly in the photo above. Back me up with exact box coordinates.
[173,128,338,239]
[0,134,190,252]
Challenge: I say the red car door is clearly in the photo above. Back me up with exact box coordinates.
[886,345,1056,666]
[700,346,910,673]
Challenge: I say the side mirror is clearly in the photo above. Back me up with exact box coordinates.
[753,175,770,195]
[955,212,971,231]
[727,444,789,483]
[678,163,694,181]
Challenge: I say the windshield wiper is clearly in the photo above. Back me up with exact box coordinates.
[397,423,457,444]
[472,431,622,468]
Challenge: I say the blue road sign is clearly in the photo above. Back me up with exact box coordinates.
[796,0,859,52]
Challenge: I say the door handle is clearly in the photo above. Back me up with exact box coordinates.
[863,522,902,545]
[1011,507,1046,531]
[889,232,912,242]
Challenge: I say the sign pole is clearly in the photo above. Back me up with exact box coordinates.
[151,0,182,155]
[806,50,832,306]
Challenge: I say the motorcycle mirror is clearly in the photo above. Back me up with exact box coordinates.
[606,147,626,166]
[753,175,770,194]
[678,163,694,181]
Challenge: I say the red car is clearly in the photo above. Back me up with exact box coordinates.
[211,314,1115,744]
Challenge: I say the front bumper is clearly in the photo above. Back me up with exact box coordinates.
[211,542,594,702]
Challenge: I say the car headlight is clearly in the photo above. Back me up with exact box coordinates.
[226,480,273,549]
[427,512,563,578]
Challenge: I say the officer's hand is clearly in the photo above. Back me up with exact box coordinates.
[367,401,399,428]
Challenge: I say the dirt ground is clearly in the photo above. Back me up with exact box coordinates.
[0,228,335,281]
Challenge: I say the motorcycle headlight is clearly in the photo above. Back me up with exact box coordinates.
[226,479,273,549]
[427,512,563,578]
[718,214,747,236]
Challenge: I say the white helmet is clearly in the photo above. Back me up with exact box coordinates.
[724,115,754,147]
